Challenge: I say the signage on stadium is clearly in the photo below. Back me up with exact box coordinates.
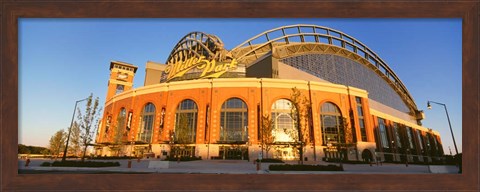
[164,56,238,81]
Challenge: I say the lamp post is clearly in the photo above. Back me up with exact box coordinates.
[426,143,431,173]
[405,149,409,167]
[170,131,175,158]
[246,136,250,161]
[62,97,88,162]
[427,101,458,155]
[326,142,332,161]
[391,140,396,162]
[130,135,135,157]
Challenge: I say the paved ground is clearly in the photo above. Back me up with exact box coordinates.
[18,158,460,174]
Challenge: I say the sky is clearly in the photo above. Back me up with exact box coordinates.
[19,18,462,154]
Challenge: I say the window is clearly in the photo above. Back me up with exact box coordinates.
[433,136,442,155]
[320,102,343,145]
[406,126,414,149]
[355,97,367,141]
[416,129,423,150]
[377,117,389,148]
[220,98,248,142]
[425,133,431,151]
[393,122,402,148]
[117,108,127,136]
[271,99,297,142]
[138,103,155,143]
[105,116,112,133]
[432,134,439,152]
[116,85,124,94]
[174,99,198,144]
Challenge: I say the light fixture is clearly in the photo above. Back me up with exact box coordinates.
[62,97,89,162]
[426,100,458,155]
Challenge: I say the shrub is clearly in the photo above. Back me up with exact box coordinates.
[165,156,202,161]
[269,164,343,171]
[322,157,377,164]
[325,159,370,164]
[255,158,284,163]
[47,160,120,167]
[88,156,135,160]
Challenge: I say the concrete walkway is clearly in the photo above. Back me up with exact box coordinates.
[18,159,460,174]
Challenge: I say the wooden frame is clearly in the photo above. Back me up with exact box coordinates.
[1,1,478,191]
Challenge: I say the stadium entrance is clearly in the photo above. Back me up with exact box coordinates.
[219,146,249,160]
[273,146,300,161]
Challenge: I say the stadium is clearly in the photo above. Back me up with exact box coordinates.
[94,24,444,164]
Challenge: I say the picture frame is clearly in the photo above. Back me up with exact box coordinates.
[1,1,478,191]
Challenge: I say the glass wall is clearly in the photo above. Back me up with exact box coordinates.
[138,103,155,143]
[271,99,297,142]
[320,102,343,145]
[174,99,198,144]
[377,117,389,149]
[219,98,248,143]
[355,97,367,141]
[406,126,415,149]
[416,129,424,151]
[117,108,126,133]
[393,122,402,148]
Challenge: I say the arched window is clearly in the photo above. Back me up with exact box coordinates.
[271,99,298,142]
[220,98,248,142]
[138,103,155,143]
[320,102,343,145]
[116,85,124,95]
[105,115,112,133]
[116,108,127,137]
[174,99,198,144]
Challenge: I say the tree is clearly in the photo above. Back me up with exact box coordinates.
[18,144,31,154]
[48,129,66,159]
[167,130,175,157]
[18,144,50,154]
[112,115,126,156]
[342,117,353,145]
[174,113,194,157]
[69,121,81,157]
[288,87,312,165]
[41,148,51,157]
[229,142,248,160]
[260,114,275,159]
[335,117,353,167]
[76,94,102,161]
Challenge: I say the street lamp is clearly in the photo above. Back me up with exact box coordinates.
[405,149,410,167]
[130,135,135,157]
[326,142,332,161]
[62,97,89,162]
[427,101,458,155]
[391,140,396,162]
[246,136,250,161]
[170,131,175,158]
